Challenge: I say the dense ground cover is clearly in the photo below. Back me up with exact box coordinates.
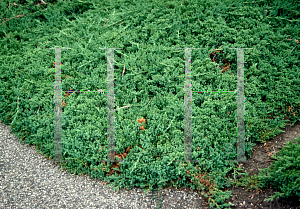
[0,0,299,208]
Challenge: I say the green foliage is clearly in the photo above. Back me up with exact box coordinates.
[0,0,299,208]
[257,136,300,202]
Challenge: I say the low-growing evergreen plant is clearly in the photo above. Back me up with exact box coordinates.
[0,0,299,208]
[257,136,300,202]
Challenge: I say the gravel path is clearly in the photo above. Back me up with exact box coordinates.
[0,121,206,209]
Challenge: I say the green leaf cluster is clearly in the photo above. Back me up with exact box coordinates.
[257,136,300,202]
